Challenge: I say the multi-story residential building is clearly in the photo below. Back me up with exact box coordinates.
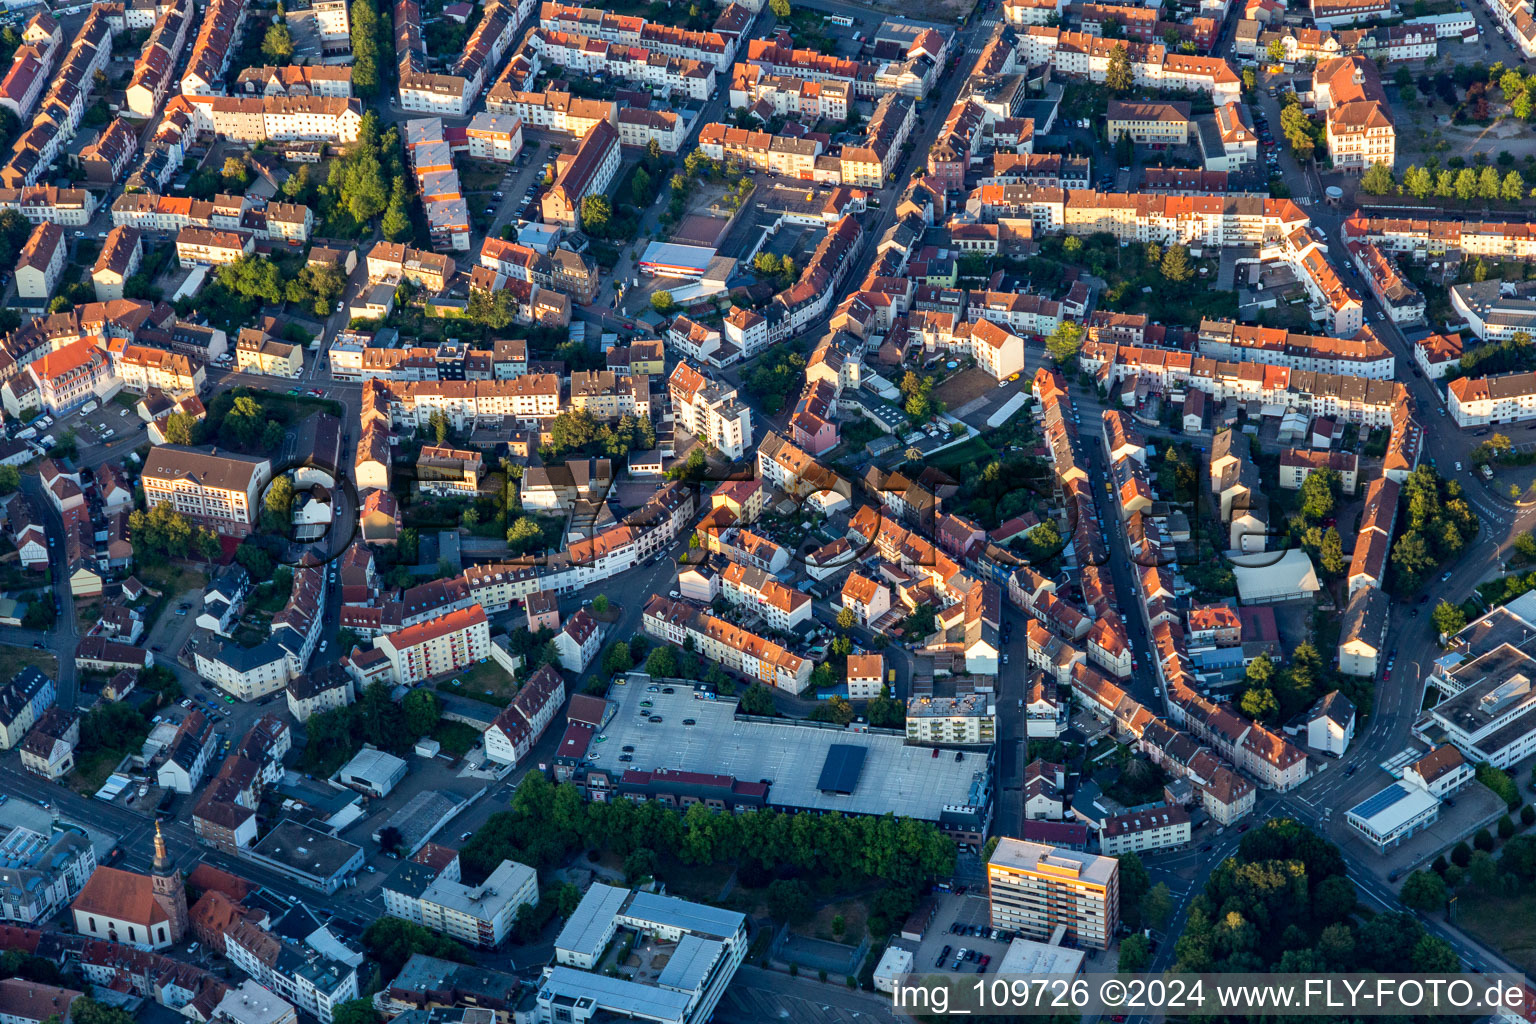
[484,88,615,135]
[224,920,357,1023]
[235,329,304,378]
[483,664,566,767]
[176,226,255,267]
[617,108,686,153]
[19,706,77,780]
[720,563,811,632]
[143,446,270,536]
[285,661,355,723]
[0,825,97,923]
[155,709,219,793]
[1196,319,1393,379]
[15,221,65,301]
[986,838,1119,949]
[554,609,601,673]
[113,345,205,395]
[1346,240,1424,323]
[697,122,822,177]
[92,226,143,302]
[668,362,754,460]
[1447,369,1536,427]
[1098,804,1191,855]
[26,339,111,416]
[182,0,247,94]
[126,0,192,117]
[905,694,996,745]
[367,240,455,292]
[0,668,57,751]
[416,446,484,496]
[417,859,537,947]
[1414,332,1463,379]
[375,604,492,685]
[1106,100,1191,144]
[1314,56,1395,171]
[1401,744,1473,798]
[466,112,524,162]
[541,120,621,229]
[642,595,812,692]
[234,64,354,98]
[846,653,884,699]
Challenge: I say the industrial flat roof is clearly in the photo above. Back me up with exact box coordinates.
[588,677,985,822]
[987,837,1117,887]
[638,240,716,272]
[1347,782,1439,835]
[624,890,743,941]
[654,933,722,992]
[997,936,1086,976]
[540,966,693,1019]
[555,882,627,961]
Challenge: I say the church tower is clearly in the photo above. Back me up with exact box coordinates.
[150,821,189,944]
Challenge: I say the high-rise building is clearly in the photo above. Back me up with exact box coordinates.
[986,838,1119,950]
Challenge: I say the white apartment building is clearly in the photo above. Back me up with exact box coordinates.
[720,562,812,632]
[1098,805,1192,856]
[142,445,271,536]
[668,361,754,460]
[905,694,996,745]
[419,859,537,947]
[375,604,491,685]
[466,112,524,162]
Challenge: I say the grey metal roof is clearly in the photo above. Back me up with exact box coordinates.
[540,967,693,1021]
[654,933,722,993]
[554,882,627,961]
[623,891,744,941]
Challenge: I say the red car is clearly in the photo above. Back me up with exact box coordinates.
[1383,668,1392,682]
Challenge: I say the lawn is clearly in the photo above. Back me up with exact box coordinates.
[437,658,517,706]
[1455,890,1536,975]
[803,898,869,944]
[136,563,209,599]
[0,646,58,682]
[69,749,123,795]
[430,720,482,757]
[925,436,995,470]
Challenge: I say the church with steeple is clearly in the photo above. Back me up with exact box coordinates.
[71,822,189,951]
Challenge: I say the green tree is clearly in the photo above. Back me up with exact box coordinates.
[1141,882,1174,929]
[1456,167,1479,201]
[0,464,19,495]
[1432,599,1467,638]
[1300,467,1338,520]
[1400,870,1448,911]
[1267,39,1286,62]
[263,474,295,532]
[1119,933,1152,972]
[1360,163,1395,195]
[1105,43,1133,93]
[330,1000,382,1024]
[739,684,775,716]
[836,607,856,630]
[350,0,380,95]
[466,287,515,330]
[1436,169,1456,198]
[1403,164,1433,199]
[361,917,473,979]
[1160,244,1193,283]
[580,194,612,235]
[403,689,442,737]
[222,155,250,188]
[1502,170,1526,202]
[769,0,790,15]
[1045,320,1084,366]
[645,646,679,677]
[1240,686,1279,723]
[1319,526,1346,577]
[651,291,676,315]
[262,21,295,62]
[382,177,411,241]
[602,642,633,676]
[1479,165,1503,200]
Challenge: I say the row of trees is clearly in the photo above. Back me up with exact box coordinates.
[545,409,656,460]
[128,504,222,563]
[1363,162,1532,203]
[463,772,956,936]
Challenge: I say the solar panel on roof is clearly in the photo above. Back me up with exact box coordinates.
[1350,783,1410,820]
